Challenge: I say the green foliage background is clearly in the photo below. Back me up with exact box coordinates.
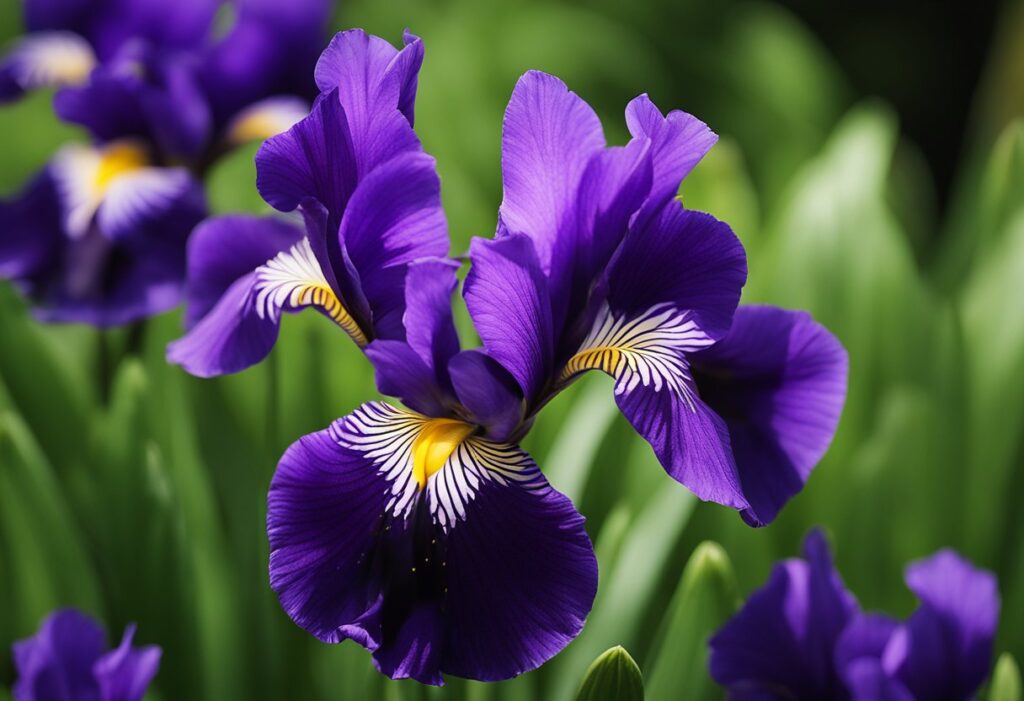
[1,0,1023,698]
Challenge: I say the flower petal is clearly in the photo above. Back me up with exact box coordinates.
[225,96,309,145]
[13,609,107,701]
[404,258,462,385]
[366,340,451,417]
[338,151,449,340]
[92,624,161,701]
[314,28,424,126]
[499,70,604,274]
[692,306,848,526]
[97,167,202,243]
[448,350,526,442]
[464,233,553,402]
[709,530,857,698]
[624,94,717,210]
[605,202,746,341]
[0,31,95,101]
[268,402,597,683]
[0,168,62,281]
[179,215,304,330]
[894,550,1000,700]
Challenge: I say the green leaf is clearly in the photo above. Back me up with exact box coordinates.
[990,654,1022,701]
[646,542,738,701]
[576,646,644,701]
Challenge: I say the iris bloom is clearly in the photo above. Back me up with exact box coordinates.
[169,28,848,683]
[0,0,329,325]
[13,608,160,701]
[709,530,1001,700]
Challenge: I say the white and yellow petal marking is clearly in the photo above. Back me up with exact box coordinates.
[226,96,308,145]
[561,303,716,410]
[335,402,545,531]
[7,32,96,91]
[52,140,152,238]
[253,237,369,346]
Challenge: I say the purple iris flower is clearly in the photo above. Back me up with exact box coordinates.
[463,72,849,525]
[167,28,440,375]
[0,0,329,326]
[12,608,161,701]
[709,530,1001,700]
[168,27,848,683]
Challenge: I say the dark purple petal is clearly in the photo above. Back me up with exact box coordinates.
[893,550,1000,701]
[23,0,96,34]
[166,272,280,377]
[81,0,217,60]
[692,306,848,526]
[499,70,604,274]
[834,613,901,679]
[464,234,553,402]
[314,28,424,126]
[403,258,461,386]
[365,340,451,417]
[13,609,106,701]
[92,625,161,701]
[338,151,449,340]
[268,403,597,684]
[179,215,305,330]
[624,94,717,210]
[709,530,857,699]
[0,168,62,281]
[615,376,746,509]
[447,350,526,442]
[605,203,746,341]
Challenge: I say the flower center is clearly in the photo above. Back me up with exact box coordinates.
[410,418,475,490]
[94,142,148,191]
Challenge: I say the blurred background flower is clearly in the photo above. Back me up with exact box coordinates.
[0,0,1021,699]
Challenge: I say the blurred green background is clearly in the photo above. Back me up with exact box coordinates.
[1,0,1023,698]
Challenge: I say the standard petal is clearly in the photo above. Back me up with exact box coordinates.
[464,234,553,402]
[13,609,106,701]
[605,202,747,341]
[338,151,449,340]
[314,28,424,125]
[447,350,526,443]
[180,215,305,330]
[255,89,358,221]
[499,70,604,273]
[893,550,1000,701]
[624,94,717,209]
[269,403,597,684]
[403,258,462,385]
[691,306,849,526]
[93,625,161,701]
[709,530,857,699]
[166,273,281,377]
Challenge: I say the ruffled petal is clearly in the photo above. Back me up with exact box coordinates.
[624,94,717,210]
[894,550,1000,700]
[709,530,857,699]
[499,70,604,274]
[268,402,597,684]
[92,625,161,701]
[692,306,848,526]
[464,234,553,402]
